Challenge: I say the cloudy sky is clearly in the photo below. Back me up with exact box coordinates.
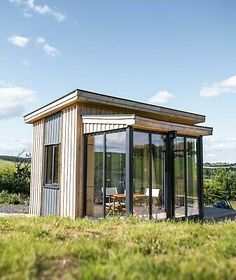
[1,0,236,162]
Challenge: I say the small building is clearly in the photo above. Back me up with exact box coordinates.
[24,89,213,220]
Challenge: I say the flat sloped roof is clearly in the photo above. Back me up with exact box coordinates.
[24,88,206,125]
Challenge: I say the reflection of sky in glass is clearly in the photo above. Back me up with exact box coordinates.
[89,132,126,153]
[106,131,126,153]
[133,131,149,145]
[187,138,197,153]
[152,134,164,147]
[174,137,184,150]
[94,135,104,152]
[174,137,184,143]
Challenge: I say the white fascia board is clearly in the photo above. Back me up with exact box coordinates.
[24,91,78,124]
[82,114,136,125]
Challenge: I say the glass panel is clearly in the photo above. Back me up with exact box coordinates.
[86,135,104,218]
[174,137,186,218]
[106,132,126,216]
[53,145,59,184]
[45,145,53,184]
[151,134,166,220]
[187,138,199,216]
[133,131,149,219]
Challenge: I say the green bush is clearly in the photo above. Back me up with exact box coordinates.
[204,169,236,205]
[0,191,29,205]
[0,157,30,195]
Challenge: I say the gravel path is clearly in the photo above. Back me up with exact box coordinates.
[0,204,29,214]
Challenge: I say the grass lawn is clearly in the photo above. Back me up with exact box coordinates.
[0,217,235,279]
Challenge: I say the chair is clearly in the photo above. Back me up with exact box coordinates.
[144,188,160,207]
[144,188,160,198]
[144,188,160,219]
[105,187,118,197]
[102,187,118,216]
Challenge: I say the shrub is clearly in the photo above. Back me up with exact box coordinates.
[0,154,30,195]
[204,169,236,205]
[0,191,29,205]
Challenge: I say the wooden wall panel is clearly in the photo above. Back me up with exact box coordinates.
[42,187,60,216]
[60,105,79,218]
[44,113,61,145]
[29,119,44,215]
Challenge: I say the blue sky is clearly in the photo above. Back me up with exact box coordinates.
[1,0,236,162]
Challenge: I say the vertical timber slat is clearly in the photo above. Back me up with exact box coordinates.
[60,105,79,219]
[29,119,44,215]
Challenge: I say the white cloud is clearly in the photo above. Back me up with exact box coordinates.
[8,0,65,22]
[0,84,35,120]
[204,137,236,163]
[8,35,30,47]
[147,90,174,105]
[36,37,60,57]
[0,138,32,156]
[36,37,46,44]
[200,75,236,97]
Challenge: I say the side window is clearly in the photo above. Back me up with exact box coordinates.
[45,145,60,185]
[44,112,61,186]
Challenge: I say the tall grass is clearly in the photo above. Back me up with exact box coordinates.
[0,217,235,279]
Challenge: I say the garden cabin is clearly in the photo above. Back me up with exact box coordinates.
[24,89,213,220]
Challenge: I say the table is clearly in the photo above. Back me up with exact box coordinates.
[109,193,148,216]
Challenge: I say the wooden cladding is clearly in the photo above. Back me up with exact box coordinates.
[60,105,79,218]
[29,119,44,215]
[42,186,60,216]
[44,113,61,145]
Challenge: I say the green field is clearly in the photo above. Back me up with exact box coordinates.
[0,217,235,280]
[0,160,15,172]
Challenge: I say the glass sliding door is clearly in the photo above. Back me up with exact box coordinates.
[86,135,104,218]
[85,129,200,220]
[173,136,200,218]
[174,137,186,218]
[133,131,149,218]
[151,134,166,220]
[186,138,199,216]
[105,132,126,216]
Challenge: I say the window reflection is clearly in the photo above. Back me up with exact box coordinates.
[187,138,199,216]
[106,132,126,216]
[174,137,199,218]
[86,135,104,218]
[45,144,60,185]
[133,132,149,219]
[151,134,166,220]
[174,137,186,218]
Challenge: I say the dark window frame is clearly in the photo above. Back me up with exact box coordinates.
[44,144,60,187]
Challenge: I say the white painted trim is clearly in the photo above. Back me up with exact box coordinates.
[24,91,77,124]
[82,114,213,136]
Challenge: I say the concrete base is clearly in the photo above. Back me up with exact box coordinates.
[204,207,236,221]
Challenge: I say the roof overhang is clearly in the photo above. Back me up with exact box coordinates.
[24,89,206,125]
[82,114,213,137]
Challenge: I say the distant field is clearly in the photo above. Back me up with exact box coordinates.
[0,160,15,172]
[0,217,235,279]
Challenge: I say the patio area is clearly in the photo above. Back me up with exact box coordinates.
[204,206,236,221]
